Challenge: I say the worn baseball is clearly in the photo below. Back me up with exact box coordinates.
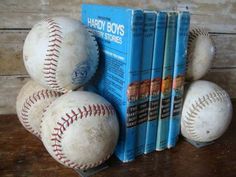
[16,80,62,138]
[186,27,215,81]
[23,17,99,93]
[40,91,119,169]
[181,80,232,142]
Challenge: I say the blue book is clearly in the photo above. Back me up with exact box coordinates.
[144,12,167,154]
[81,4,144,162]
[156,12,177,151]
[136,11,156,156]
[168,11,190,148]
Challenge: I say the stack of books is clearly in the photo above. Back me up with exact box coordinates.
[81,4,190,162]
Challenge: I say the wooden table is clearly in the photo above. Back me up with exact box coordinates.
[0,101,236,177]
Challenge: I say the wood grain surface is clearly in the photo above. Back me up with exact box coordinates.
[0,0,235,114]
[0,100,235,177]
[0,0,235,33]
[0,75,29,114]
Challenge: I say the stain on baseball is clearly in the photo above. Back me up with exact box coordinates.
[16,80,62,138]
[23,16,99,93]
[40,91,119,169]
[181,80,232,142]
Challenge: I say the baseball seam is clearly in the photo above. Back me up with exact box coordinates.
[20,90,62,138]
[43,18,67,93]
[50,104,115,170]
[186,27,215,71]
[87,28,99,58]
[184,88,228,141]
[188,28,209,52]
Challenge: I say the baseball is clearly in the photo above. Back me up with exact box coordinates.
[23,16,99,93]
[16,80,62,138]
[186,27,215,81]
[40,91,119,169]
[181,80,232,142]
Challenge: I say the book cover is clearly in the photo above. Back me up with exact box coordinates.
[156,12,178,151]
[136,11,156,156]
[144,12,167,154]
[81,4,144,162]
[168,11,190,148]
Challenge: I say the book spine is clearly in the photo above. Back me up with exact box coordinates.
[144,12,167,154]
[124,10,144,162]
[136,11,156,156]
[168,12,190,148]
[156,12,178,151]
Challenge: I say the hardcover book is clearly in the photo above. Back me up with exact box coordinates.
[144,12,167,154]
[168,11,190,148]
[81,4,144,162]
[136,11,156,156]
[156,12,178,151]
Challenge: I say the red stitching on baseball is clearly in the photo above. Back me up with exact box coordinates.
[51,137,61,143]
[20,89,62,139]
[43,18,67,93]
[21,116,28,120]
[33,93,39,100]
[51,85,61,89]
[47,48,60,53]
[46,80,57,83]
[44,67,56,71]
[49,24,61,28]
[43,71,56,75]
[45,57,57,61]
[47,83,61,86]
[44,63,57,67]
[49,38,62,43]
[49,29,62,33]
[49,34,63,38]
[28,97,34,104]
[51,104,115,169]
[44,76,56,79]
[24,105,30,110]
[65,113,73,124]
[53,148,62,152]
[52,144,62,148]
